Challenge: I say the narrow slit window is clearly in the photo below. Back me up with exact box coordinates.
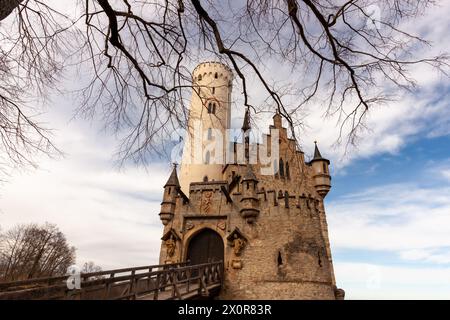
[277,251,283,266]
[207,128,212,140]
[279,158,285,177]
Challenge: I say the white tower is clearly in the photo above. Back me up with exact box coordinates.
[179,62,233,193]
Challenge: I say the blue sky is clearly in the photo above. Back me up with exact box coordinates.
[1,0,450,300]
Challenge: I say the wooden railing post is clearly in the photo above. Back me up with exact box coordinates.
[104,272,114,299]
[129,270,136,300]
[154,273,160,300]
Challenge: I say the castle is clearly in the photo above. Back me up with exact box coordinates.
[158,61,345,300]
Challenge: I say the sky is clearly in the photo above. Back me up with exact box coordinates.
[1,1,450,299]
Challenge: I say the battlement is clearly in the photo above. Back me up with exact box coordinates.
[193,61,233,82]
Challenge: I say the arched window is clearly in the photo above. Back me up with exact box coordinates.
[279,158,285,177]
[205,151,210,164]
[286,161,290,179]
[207,128,212,140]
[207,103,212,113]
[203,175,208,182]
[214,72,218,79]
[212,103,216,114]
[212,87,215,94]
[322,162,327,174]
[198,74,202,81]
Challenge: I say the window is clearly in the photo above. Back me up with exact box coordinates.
[203,176,208,182]
[198,74,202,81]
[207,128,212,140]
[205,151,210,164]
[214,72,218,79]
[279,158,285,177]
[277,251,283,266]
[322,162,327,174]
[212,87,215,94]
[286,162,290,179]
[207,102,216,114]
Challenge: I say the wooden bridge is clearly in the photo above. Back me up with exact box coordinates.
[0,261,223,300]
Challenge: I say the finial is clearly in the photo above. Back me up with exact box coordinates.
[172,162,178,169]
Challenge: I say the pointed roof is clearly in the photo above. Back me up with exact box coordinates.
[313,141,323,160]
[242,164,258,182]
[242,108,251,132]
[164,163,180,188]
[310,141,330,164]
[273,111,282,128]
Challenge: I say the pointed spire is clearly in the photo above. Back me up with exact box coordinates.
[273,111,282,128]
[164,163,180,188]
[242,107,251,132]
[311,141,330,164]
[313,141,323,160]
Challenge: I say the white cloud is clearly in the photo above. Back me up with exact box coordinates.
[335,262,450,299]
[328,183,450,253]
[0,106,168,270]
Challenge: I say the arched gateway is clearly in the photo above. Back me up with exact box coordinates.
[186,229,224,265]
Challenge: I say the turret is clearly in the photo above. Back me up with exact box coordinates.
[242,108,251,162]
[240,165,260,224]
[273,112,282,128]
[179,61,234,193]
[310,141,331,198]
[159,164,179,225]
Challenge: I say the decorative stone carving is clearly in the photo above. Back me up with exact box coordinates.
[232,234,245,256]
[231,259,243,269]
[161,229,181,258]
[201,191,213,214]
[165,235,176,257]
[185,221,195,230]
[227,227,248,256]
[217,220,226,230]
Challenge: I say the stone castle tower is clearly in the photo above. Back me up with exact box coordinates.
[158,61,345,300]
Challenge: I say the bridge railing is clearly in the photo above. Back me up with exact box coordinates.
[0,261,223,300]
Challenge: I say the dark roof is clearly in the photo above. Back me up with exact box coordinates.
[242,108,251,132]
[164,165,180,188]
[313,141,323,160]
[310,141,330,164]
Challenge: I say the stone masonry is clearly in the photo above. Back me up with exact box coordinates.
[158,61,345,300]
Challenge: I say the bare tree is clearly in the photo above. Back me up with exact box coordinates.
[0,223,76,281]
[81,261,105,280]
[0,0,448,167]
